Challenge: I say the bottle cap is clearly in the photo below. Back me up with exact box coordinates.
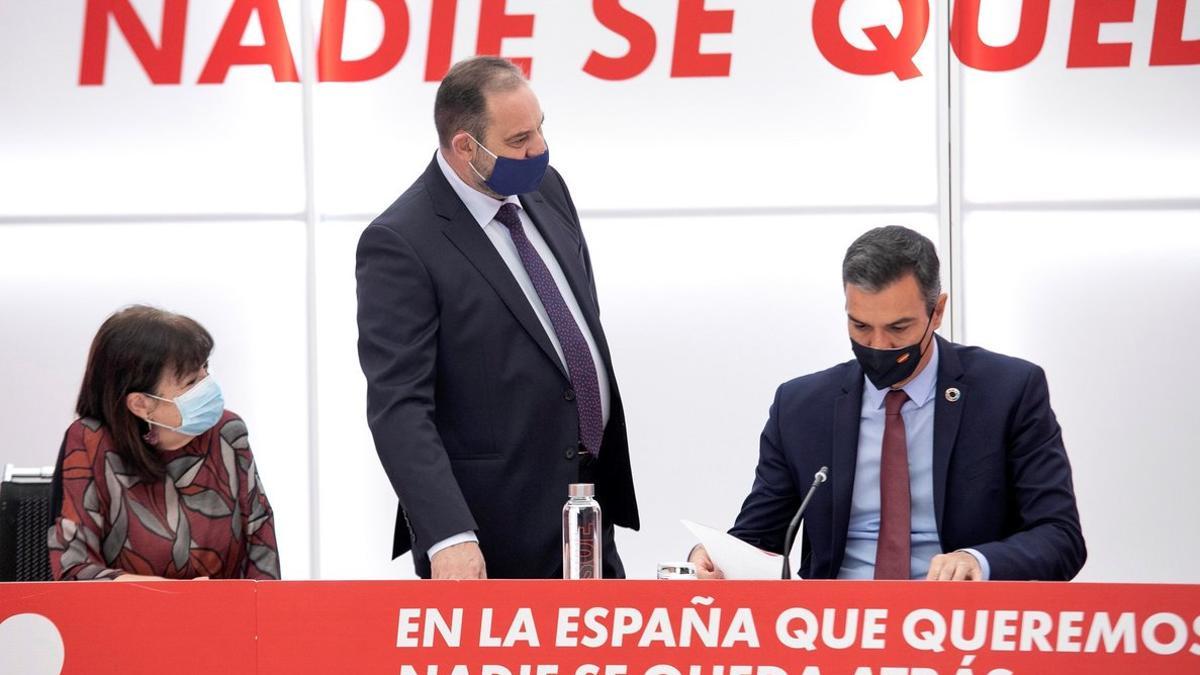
[569,483,594,498]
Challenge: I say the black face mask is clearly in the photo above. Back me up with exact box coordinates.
[851,315,934,390]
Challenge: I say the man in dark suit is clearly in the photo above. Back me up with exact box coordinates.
[692,226,1085,581]
[356,56,638,579]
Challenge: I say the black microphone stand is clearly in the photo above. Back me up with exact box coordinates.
[781,466,830,580]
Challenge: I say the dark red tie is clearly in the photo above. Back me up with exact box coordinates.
[875,389,911,580]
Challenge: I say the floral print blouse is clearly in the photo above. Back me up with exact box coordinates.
[49,411,279,580]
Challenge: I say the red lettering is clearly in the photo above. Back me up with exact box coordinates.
[318,0,409,82]
[951,0,1050,71]
[424,0,458,81]
[584,0,657,80]
[198,0,298,84]
[79,0,188,85]
[1151,0,1200,66]
[475,0,534,77]
[670,0,733,77]
[1067,0,1136,68]
[813,0,929,80]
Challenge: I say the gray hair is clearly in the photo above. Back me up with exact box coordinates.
[842,226,942,314]
[434,56,526,149]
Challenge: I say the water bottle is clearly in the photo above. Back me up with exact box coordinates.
[563,483,602,579]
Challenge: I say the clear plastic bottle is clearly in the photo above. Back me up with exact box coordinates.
[562,483,602,579]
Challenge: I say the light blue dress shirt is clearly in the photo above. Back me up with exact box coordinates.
[837,341,990,580]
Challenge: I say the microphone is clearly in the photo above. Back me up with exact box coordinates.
[781,466,830,580]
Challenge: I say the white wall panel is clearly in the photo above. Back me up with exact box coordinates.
[0,1,307,216]
[962,210,1200,582]
[959,0,1200,203]
[313,217,417,579]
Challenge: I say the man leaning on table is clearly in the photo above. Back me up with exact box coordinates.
[692,226,1085,581]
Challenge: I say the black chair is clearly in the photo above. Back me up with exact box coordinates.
[0,465,56,582]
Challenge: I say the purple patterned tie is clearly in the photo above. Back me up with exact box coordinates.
[494,203,604,456]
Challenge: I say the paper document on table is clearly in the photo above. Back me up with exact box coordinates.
[682,519,781,580]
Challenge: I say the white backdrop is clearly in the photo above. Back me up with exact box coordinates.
[1,0,1197,582]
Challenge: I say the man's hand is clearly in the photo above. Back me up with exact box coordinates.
[431,541,487,579]
[688,545,725,579]
[926,551,982,581]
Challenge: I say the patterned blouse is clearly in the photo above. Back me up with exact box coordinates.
[49,410,280,580]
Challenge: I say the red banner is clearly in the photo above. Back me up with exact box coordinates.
[0,580,256,675]
[2,580,1199,674]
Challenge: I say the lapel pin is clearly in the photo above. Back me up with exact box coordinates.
[945,387,961,403]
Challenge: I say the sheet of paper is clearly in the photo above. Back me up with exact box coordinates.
[682,519,782,580]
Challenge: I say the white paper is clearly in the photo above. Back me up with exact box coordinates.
[682,519,782,580]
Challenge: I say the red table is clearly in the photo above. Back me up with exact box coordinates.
[2,580,1197,674]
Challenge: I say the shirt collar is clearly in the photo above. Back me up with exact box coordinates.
[435,148,521,229]
[863,337,940,411]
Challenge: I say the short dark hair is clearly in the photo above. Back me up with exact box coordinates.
[75,305,214,480]
[434,56,526,148]
[842,226,942,314]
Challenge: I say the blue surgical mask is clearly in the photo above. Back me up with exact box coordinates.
[466,133,549,196]
[145,375,225,436]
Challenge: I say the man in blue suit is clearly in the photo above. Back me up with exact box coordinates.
[692,226,1085,581]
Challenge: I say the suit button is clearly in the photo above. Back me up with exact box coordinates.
[564,446,577,460]
[564,389,576,401]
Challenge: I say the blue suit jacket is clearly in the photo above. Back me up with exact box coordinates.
[730,336,1086,581]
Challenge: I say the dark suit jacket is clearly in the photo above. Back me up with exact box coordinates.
[730,336,1086,581]
[356,155,639,579]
